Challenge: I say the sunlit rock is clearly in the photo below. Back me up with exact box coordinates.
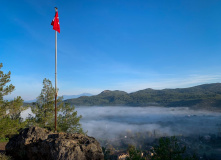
[6,126,104,160]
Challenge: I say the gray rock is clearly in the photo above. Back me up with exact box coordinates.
[6,126,104,160]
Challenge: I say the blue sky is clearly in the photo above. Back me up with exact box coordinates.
[1,0,221,101]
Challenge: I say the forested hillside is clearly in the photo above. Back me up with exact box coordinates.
[64,83,221,108]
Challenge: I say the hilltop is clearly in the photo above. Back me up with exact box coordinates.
[64,83,221,109]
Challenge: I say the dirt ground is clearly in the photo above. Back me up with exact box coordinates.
[0,142,7,153]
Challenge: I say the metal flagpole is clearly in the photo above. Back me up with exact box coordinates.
[55,10,58,132]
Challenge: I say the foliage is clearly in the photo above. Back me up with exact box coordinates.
[0,137,9,142]
[0,63,15,101]
[0,116,26,138]
[31,78,62,129]
[31,78,83,133]
[0,63,26,138]
[150,136,197,160]
[126,144,145,160]
[120,137,198,160]
[0,153,11,160]
[57,103,83,133]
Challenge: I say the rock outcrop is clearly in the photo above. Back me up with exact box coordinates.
[6,126,104,160]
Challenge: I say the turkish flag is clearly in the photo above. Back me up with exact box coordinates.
[51,11,60,33]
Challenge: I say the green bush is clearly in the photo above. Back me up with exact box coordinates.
[0,138,9,142]
[0,153,11,160]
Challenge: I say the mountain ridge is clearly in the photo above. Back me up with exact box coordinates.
[64,83,221,108]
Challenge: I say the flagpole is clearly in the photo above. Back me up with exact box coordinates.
[52,6,59,132]
[54,9,58,132]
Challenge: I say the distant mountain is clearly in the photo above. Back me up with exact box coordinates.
[62,93,93,100]
[24,93,93,103]
[64,83,221,109]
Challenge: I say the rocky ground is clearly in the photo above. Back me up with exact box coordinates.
[6,126,104,160]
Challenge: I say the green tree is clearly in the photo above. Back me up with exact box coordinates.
[31,78,83,133]
[31,78,61,129]
[0,63,15,118]
[57,103,83,133]
[0,63,26,138]
[150,136,197,160]
[126,145,145,160]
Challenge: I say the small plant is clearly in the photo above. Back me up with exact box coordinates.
[0,138,9,142]
[0,153,11,160]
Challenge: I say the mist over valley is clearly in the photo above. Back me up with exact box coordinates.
[75,106,221,140]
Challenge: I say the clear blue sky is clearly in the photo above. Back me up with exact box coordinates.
[1,0,221,101]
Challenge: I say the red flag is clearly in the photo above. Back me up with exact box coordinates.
[51,11,60,33]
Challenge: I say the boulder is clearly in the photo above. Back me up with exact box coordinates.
[6,126,104,160]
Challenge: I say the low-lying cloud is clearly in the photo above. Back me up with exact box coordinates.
[21,106,221,145]
[75,106,221,140]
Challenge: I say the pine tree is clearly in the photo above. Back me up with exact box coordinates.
[0,63,26,138]
[0,63,15,118]
[31,78,59,129]
[58,103,83,133]
[150,136,197,160]
[31,78,83,133]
